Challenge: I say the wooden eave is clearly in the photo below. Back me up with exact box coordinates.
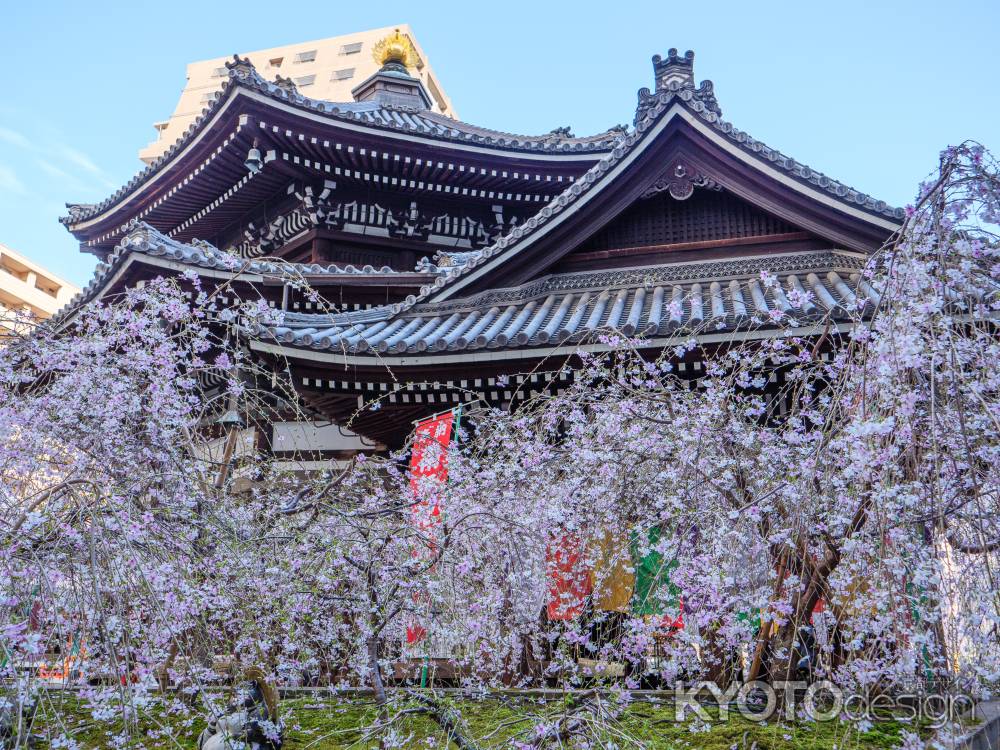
[65,88,607,253]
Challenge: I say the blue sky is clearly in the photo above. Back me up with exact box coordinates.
[1,0,998,288]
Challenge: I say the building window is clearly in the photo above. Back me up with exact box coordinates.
[211,66,228,78]
[295,74,316,87]
[0,255,28,282]
[331,68,355,81]
[294,50,317,63]
[340,42,362,55]
[268,57,284,68]
[35,277,59,297]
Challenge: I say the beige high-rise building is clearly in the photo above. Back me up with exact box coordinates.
[0,243,78,328]
[139,24,457,164]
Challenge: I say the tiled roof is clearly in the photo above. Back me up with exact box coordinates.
[387,75,905,315]
[111,222,443,277]
[317,101,624,150]
[61,50,905,233]
[247,250,878,355]
[60,58,620,227]
[49,223,441,325]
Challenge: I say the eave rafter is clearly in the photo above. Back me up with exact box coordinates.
[253,118,587,193]
[270,150,561,204]
[70,108,591,255]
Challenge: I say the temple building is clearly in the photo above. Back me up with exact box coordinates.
[139,25,456,163]
[56,38,902,461]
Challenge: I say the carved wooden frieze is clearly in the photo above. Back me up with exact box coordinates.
[230,181,525,258]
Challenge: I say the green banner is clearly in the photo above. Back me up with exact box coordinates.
[630,526,680,616]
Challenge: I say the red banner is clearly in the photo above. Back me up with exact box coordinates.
[406,411,454,644]
[546,534,593,621]
[409,411,453,495]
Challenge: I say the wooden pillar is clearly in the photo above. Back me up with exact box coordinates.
[311,237,334,263]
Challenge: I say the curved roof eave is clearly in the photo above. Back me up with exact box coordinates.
[61,63,621,231]
[246,318,868,369]
[243,247,874,358]
[47,222,443,327]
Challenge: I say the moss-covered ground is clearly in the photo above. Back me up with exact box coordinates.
[24,691,931,749]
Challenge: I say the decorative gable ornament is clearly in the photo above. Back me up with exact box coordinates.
[635,48,722,124]
[653,48,695,88]
[272,75,299,96]
[224,54,264,85]
[642,159,722,201]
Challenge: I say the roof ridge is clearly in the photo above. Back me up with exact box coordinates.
[416,109,630,146]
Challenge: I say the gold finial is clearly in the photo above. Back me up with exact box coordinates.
[372,28,419,70]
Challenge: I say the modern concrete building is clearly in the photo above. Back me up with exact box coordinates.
[139,24,456,164]
[0,243,78,326]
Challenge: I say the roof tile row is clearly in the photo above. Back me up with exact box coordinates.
[49,223,441,326]
[253,264,879,356]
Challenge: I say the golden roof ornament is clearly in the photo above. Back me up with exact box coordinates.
[372,29,419,71]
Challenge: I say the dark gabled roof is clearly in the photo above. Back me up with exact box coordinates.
[246,249,878,356]
[61,49,907,238]
[60,57,622,229]
[383,58,905,313]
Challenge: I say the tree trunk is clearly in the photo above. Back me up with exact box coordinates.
[367,635,387,706]
[747,551,789,682]
[367,634,391,750]
[769,562,828,684]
